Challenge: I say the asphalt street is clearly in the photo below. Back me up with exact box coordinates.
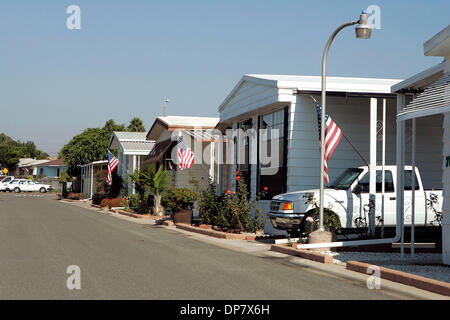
[0,192,428,299]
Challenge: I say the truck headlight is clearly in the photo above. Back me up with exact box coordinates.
[282,201,293,210]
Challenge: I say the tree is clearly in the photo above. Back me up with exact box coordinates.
[59,120,126,176]
[128,164,169,215]
[0,133,48,170]
[127,117,146,132]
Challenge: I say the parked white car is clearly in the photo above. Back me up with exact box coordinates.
[7,179,53,193]
[267,165,443,236]
[0,176,15,191]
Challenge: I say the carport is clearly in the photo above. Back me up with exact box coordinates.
[393,25,449,263]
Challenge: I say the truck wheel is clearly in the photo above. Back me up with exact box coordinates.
[14,187,21,193]
[39,187,46,193]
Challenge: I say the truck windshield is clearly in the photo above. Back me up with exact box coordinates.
[329,168,364,190]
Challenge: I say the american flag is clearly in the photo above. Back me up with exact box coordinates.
[107,150,120,185]
[177,136,194,170]
[313,97,342,184]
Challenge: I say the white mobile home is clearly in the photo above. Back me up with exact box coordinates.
[109,131,155,195]
[216,74,444,233]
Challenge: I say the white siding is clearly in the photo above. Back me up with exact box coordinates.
[220,81,280,122]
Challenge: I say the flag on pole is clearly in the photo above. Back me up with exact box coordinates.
[313,97,343,184]
[177,136,194,170]
[107,150,120,186]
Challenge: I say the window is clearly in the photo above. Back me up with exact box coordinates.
[330,168,364,190]
[237,119,252,193]
[357,170,395,193]
[57,168,60,177]
[257,108,288,199]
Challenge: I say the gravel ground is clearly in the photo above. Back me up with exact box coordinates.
[381,265,450,283]
[319,251,449,283]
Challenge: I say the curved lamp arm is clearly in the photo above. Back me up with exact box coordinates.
[318,20,359,232]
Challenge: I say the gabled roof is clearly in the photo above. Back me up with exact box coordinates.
[109,131,155,155]
[156,116,219,128]
[18,158,50,167]
[146,116,219,141]
[37,158,66,167]
[219,74,402,112]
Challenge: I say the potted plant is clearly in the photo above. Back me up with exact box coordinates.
[161,188,196,224]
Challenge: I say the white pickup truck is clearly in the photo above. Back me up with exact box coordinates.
[267,165,443,236]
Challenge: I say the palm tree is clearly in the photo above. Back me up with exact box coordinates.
[127,117,146,132]
[128,163,169,215]
[145,164,169,215]
[128,169,148,213]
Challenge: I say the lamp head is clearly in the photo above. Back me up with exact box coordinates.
[355,10,372,39]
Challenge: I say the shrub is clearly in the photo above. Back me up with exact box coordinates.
[212,172,265,233]
[127,194,154,214]
[205,174,265,232]
[161,188,196,213]
[302,192,342,235]
[67,192,88,200]
[196,183,221,225]
[100,197,127,208]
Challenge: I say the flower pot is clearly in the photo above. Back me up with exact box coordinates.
[173,209,193,225]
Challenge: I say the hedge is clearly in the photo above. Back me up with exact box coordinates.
[100,198,128,208]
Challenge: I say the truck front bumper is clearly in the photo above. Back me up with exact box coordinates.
[267,212,305,231]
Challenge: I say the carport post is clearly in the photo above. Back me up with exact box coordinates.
[90,164,93,199]
[411,118,416,257]
[397,94,406,257]
[381,98,386,238]
[369,98,377,237]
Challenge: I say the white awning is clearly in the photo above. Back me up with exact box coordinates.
[397,74,450,121]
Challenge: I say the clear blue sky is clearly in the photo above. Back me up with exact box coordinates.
[0,0,448,155]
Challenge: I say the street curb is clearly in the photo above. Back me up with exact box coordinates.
[346,260,450,297]
[270,244,333,264]
[158,220,174,227]
[110,209,152,219]
[176,223,248,240]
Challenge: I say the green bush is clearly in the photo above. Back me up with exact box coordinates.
[196,183,221,225]
[194,172,265,233]
[126,194,154,213]
[302,193,342,235]
[161,188,196,213]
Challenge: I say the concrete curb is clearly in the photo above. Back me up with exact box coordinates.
[110,209,152,219]
[175,223,250,240]
[158,220,174,227]
[270,244,333,264]
[347,260,450,297]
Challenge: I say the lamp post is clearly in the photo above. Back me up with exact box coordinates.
[163,99,170,116]
[318,11,372,232]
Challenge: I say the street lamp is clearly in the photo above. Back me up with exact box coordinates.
[317,11,372,232]
[163,99,170,116]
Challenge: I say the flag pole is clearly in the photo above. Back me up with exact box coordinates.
[342,133,369,168]
[309,95,369,169]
